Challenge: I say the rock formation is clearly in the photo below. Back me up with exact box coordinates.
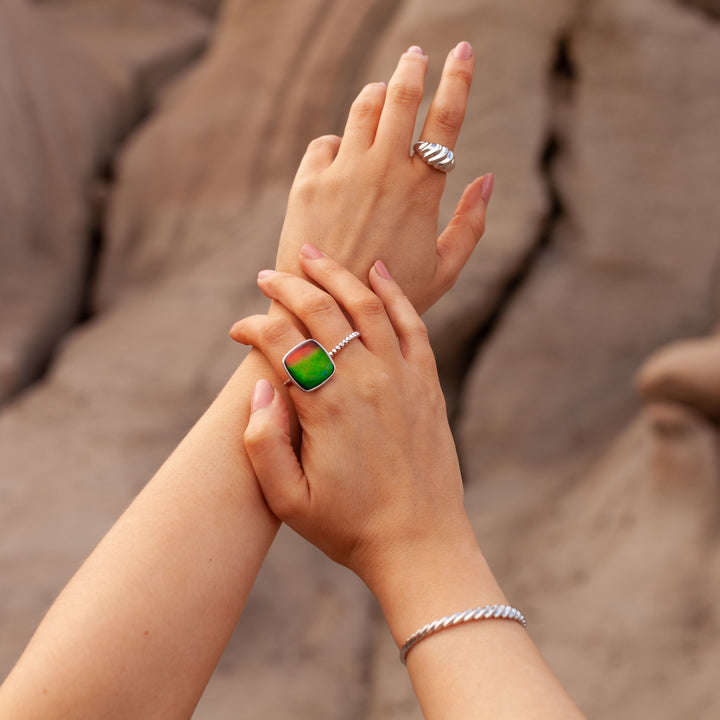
[1,0,719,717]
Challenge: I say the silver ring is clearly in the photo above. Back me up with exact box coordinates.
[412,141,455,172]
[282,331,360,392]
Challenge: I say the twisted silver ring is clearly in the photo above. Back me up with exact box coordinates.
[283,331,360,391]
[412,141,455,172]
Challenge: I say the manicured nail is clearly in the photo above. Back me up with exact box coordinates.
[407,45,425,55]
[374,260,392,280]
[251,379,274,412]
[257,269,275,280]
[300,243,324,260]
[453,41,473,60]
[480,173,494,206]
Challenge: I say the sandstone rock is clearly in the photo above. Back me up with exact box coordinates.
[0,0,209,405]
[458,0,720,714]
[94,0,407,308]
[637,335,720,419]
[463,405,720,718]
[460,0,720,509]
[677,0,720,19]
[3,0,720,716]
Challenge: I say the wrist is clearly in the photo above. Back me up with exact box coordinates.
[365,519,506,649]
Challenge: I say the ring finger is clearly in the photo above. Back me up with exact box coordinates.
[416,41,474,157]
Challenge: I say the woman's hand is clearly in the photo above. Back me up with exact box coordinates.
[275,42,493,315]
[231,245,474,590]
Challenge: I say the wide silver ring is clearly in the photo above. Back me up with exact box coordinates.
[282,331,360,392]
[412,141,455,172]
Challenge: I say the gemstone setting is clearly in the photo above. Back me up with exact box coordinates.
[282,339,335,392]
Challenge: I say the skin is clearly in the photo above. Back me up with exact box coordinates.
[237,250,586,720]
[0,43,491,719]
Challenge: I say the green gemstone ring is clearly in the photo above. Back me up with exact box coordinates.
[282,331,360,392]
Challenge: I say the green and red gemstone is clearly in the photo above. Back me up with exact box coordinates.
[283,339,335,391]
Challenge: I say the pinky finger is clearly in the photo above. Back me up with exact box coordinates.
[368,260,436,371]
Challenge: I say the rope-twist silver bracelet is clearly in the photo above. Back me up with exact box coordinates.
[399,604,527,665]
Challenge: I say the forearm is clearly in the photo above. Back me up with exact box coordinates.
[0,350,284,719]
[370,523,585,720]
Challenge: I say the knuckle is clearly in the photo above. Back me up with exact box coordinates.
[408,316,430,342]
[469,214,486,240]
[299,290,336,319]
[267,492,296,522]
[432,105,464,135]
[351,92,383,121]
[290,175,317,203]
[387,80,423,109]
[446,64,473,92]
[351,292,385,318]
[359,369,393,402]
[308,133,340,150]
[257,318,293,348]
[243,422,270,455]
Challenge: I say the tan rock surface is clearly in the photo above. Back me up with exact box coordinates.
[459,0,720,714]
[1,0,720,717]
[637,335,720,418]
[94,0,407,308]
[0,0,208,404]
[467,403,720,718]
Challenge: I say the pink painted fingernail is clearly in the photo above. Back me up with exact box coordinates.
[257,269,275,280]
[453,41,473,60]
[251,379,274,412]
[407,45,425,55]
[300,243,324,260]
[374,260,392,280]
[480,173,494,206]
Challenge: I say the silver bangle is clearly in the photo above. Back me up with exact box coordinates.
[399,604,527,665]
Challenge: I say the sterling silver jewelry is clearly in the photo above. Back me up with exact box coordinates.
[399,604,527,665]
[412,140,455,172]
[283,331,360,391]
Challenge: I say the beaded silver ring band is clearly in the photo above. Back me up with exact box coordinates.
[399,604,527,665]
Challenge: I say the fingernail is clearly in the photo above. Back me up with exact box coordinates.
[480,173,494,206]
[407,45,425,55]
[374,260,392,280]
[257,269,275,280]
[300,243,324,260]
[453,41,473,60]
[251,379,274,413]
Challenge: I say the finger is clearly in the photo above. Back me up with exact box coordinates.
[295,134,342,178]
[256,269,354,350]
[369,261,437,373]
[230,314,306,380]
[298,245,403,358]
[245,380,308,521]
[416,41,474,156]
[374,46,429,157]
[337,82,387,157]
[432,173,492,296]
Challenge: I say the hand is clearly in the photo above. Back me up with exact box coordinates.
[275,42,493,315]
[230,246,474,590]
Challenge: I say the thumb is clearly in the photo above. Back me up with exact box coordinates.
[244,380,308,521]
[433,173,493,295]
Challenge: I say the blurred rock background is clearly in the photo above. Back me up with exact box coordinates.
[1,0,719,717]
